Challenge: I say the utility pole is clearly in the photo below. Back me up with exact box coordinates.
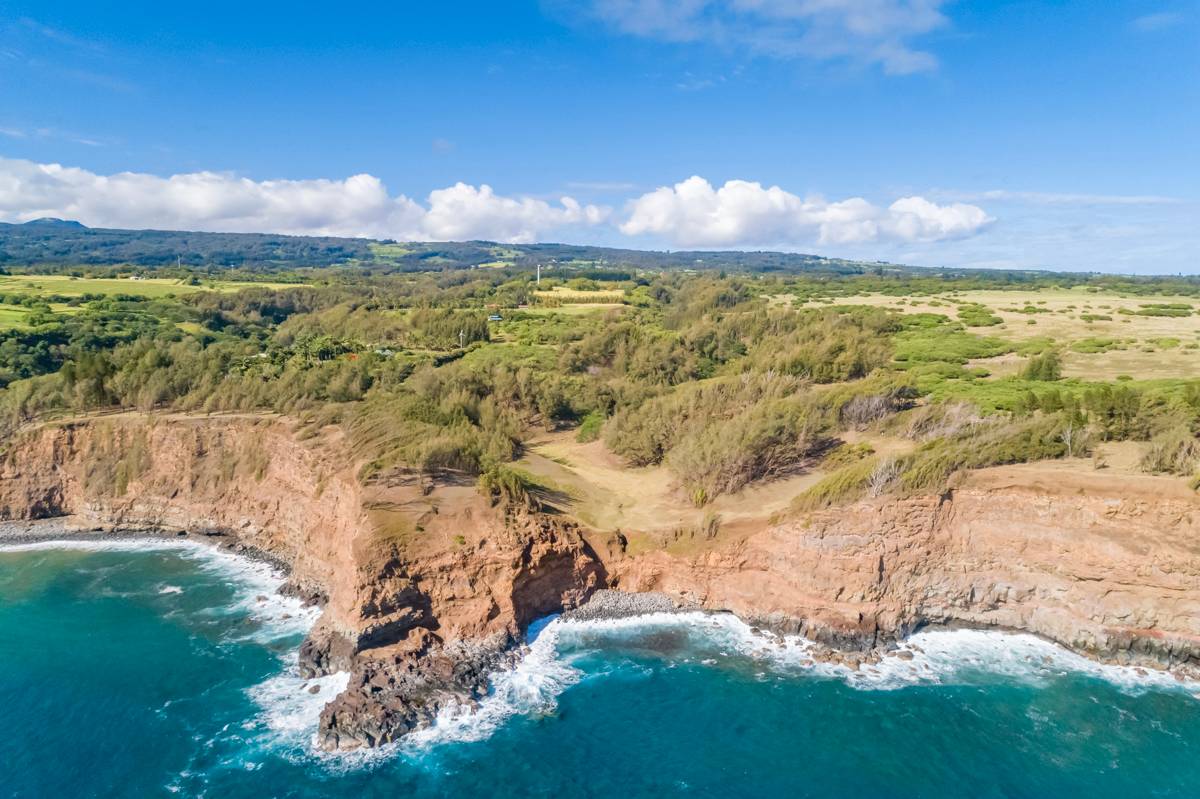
[536,263,541,285]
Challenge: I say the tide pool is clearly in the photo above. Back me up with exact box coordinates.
[3,541,1200,798]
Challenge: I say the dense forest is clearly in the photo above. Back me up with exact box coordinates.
[0,219,1068,279]
[2,253,1199,515]
[0,220,372,270]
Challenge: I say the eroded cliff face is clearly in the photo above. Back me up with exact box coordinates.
[0,413,605,748]
[4,414,1200,749]
[613,467,1200,671]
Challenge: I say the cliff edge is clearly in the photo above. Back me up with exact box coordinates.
[2,413,1199,748]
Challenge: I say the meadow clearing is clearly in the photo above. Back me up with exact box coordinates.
[804,287,1200,381]
[0,274,302,329]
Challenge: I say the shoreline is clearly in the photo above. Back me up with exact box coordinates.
[560,588,1200,683]
[5,517,1198,719]
[5,520,1193,681]
[0,516,294,577]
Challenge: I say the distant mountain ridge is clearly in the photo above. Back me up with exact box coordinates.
[0,219,1056,278]
[22,218,88,229]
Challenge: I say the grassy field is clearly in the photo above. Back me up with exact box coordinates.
[517,429,917,548]
[533,285,626,305]
[0,274,302,299]
[519,303,626,316]
[0,302,82,331]
[809,287,1200,381]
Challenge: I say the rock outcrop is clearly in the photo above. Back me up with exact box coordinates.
[0,413,605,748]
[614,467,1200,671]
[3,413,1200,748]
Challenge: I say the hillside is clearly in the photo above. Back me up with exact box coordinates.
[0,219,1012,277]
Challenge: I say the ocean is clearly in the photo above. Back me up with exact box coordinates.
[3,540,1200,799]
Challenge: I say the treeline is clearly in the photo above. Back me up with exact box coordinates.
[0,222,372,268]
[2,265,1200,514]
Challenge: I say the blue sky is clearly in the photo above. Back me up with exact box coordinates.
[0,1,1196,273]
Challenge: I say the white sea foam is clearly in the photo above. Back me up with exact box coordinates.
[15,539,1191,759]
[1,535,345,770]
[387,611,1200,751]
[404,619,584,749]
[248,662,350,751]
[0,537,320,642]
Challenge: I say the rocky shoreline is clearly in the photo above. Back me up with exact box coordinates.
[560,588,693,621]
[6,413,1200,750]
[0,516,302,592]
[4,517,1199,750]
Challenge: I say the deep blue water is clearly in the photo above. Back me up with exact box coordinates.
[4,542,1200,799]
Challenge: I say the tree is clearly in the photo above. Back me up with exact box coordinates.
[1022,350,1062,381]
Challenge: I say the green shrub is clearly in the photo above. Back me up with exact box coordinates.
[897,414,1084,493]
[477,465,539,508]
[1022,350,1062,381]
[1070,338,1120,354]
[956,304,1003,327]
[792,457,879,511]
[666,395,829,503]
[1138,304,1192,318]
[575,410,605,443]
[1139,426,1200,475]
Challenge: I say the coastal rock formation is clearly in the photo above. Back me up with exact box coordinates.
[0,413,604,748]
[614,467,1200,670]
[3,413,1200,749]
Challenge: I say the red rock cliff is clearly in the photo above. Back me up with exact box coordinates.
[4,414,1200,747]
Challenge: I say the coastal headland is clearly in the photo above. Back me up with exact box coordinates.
[3,411,1199,749]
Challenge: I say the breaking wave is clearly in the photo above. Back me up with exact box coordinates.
[10,538,1193,766]
[386,611,1199,752]
[0,537,320,643]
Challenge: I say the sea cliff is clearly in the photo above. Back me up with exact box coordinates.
[3,412,1199,749]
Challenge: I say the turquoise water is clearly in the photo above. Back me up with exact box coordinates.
[5,542,1200,798]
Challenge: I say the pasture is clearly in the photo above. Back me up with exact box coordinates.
[814,287,1200,381]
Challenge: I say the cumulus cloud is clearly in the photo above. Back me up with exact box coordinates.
[566,0,949,74]
[0,159,992,250]
[0,157,608,244]
[620,176,991,247]
[421,183,609,243]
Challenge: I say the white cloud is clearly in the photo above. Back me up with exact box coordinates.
[0,125,105,147]
[938,189,1183,206]
[1132,12,1183,32]
[620,176,991,247]
[420,183,610,243]
[0,159,995,251]
[568,0,949,74]
[0,157,608,243]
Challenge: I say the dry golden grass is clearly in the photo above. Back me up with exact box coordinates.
[534,286,625,305]
[823,288,1200,380]
[517,429,914,544]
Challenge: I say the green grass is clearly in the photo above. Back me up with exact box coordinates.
[893,327,1010,365]
[520,304,624,316]
[0,306,31,330]
[0,274,301,299]
[0,302,81,330]
[175,322,209,336]
[1070,337,1123,354]
[367,242,415,259]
